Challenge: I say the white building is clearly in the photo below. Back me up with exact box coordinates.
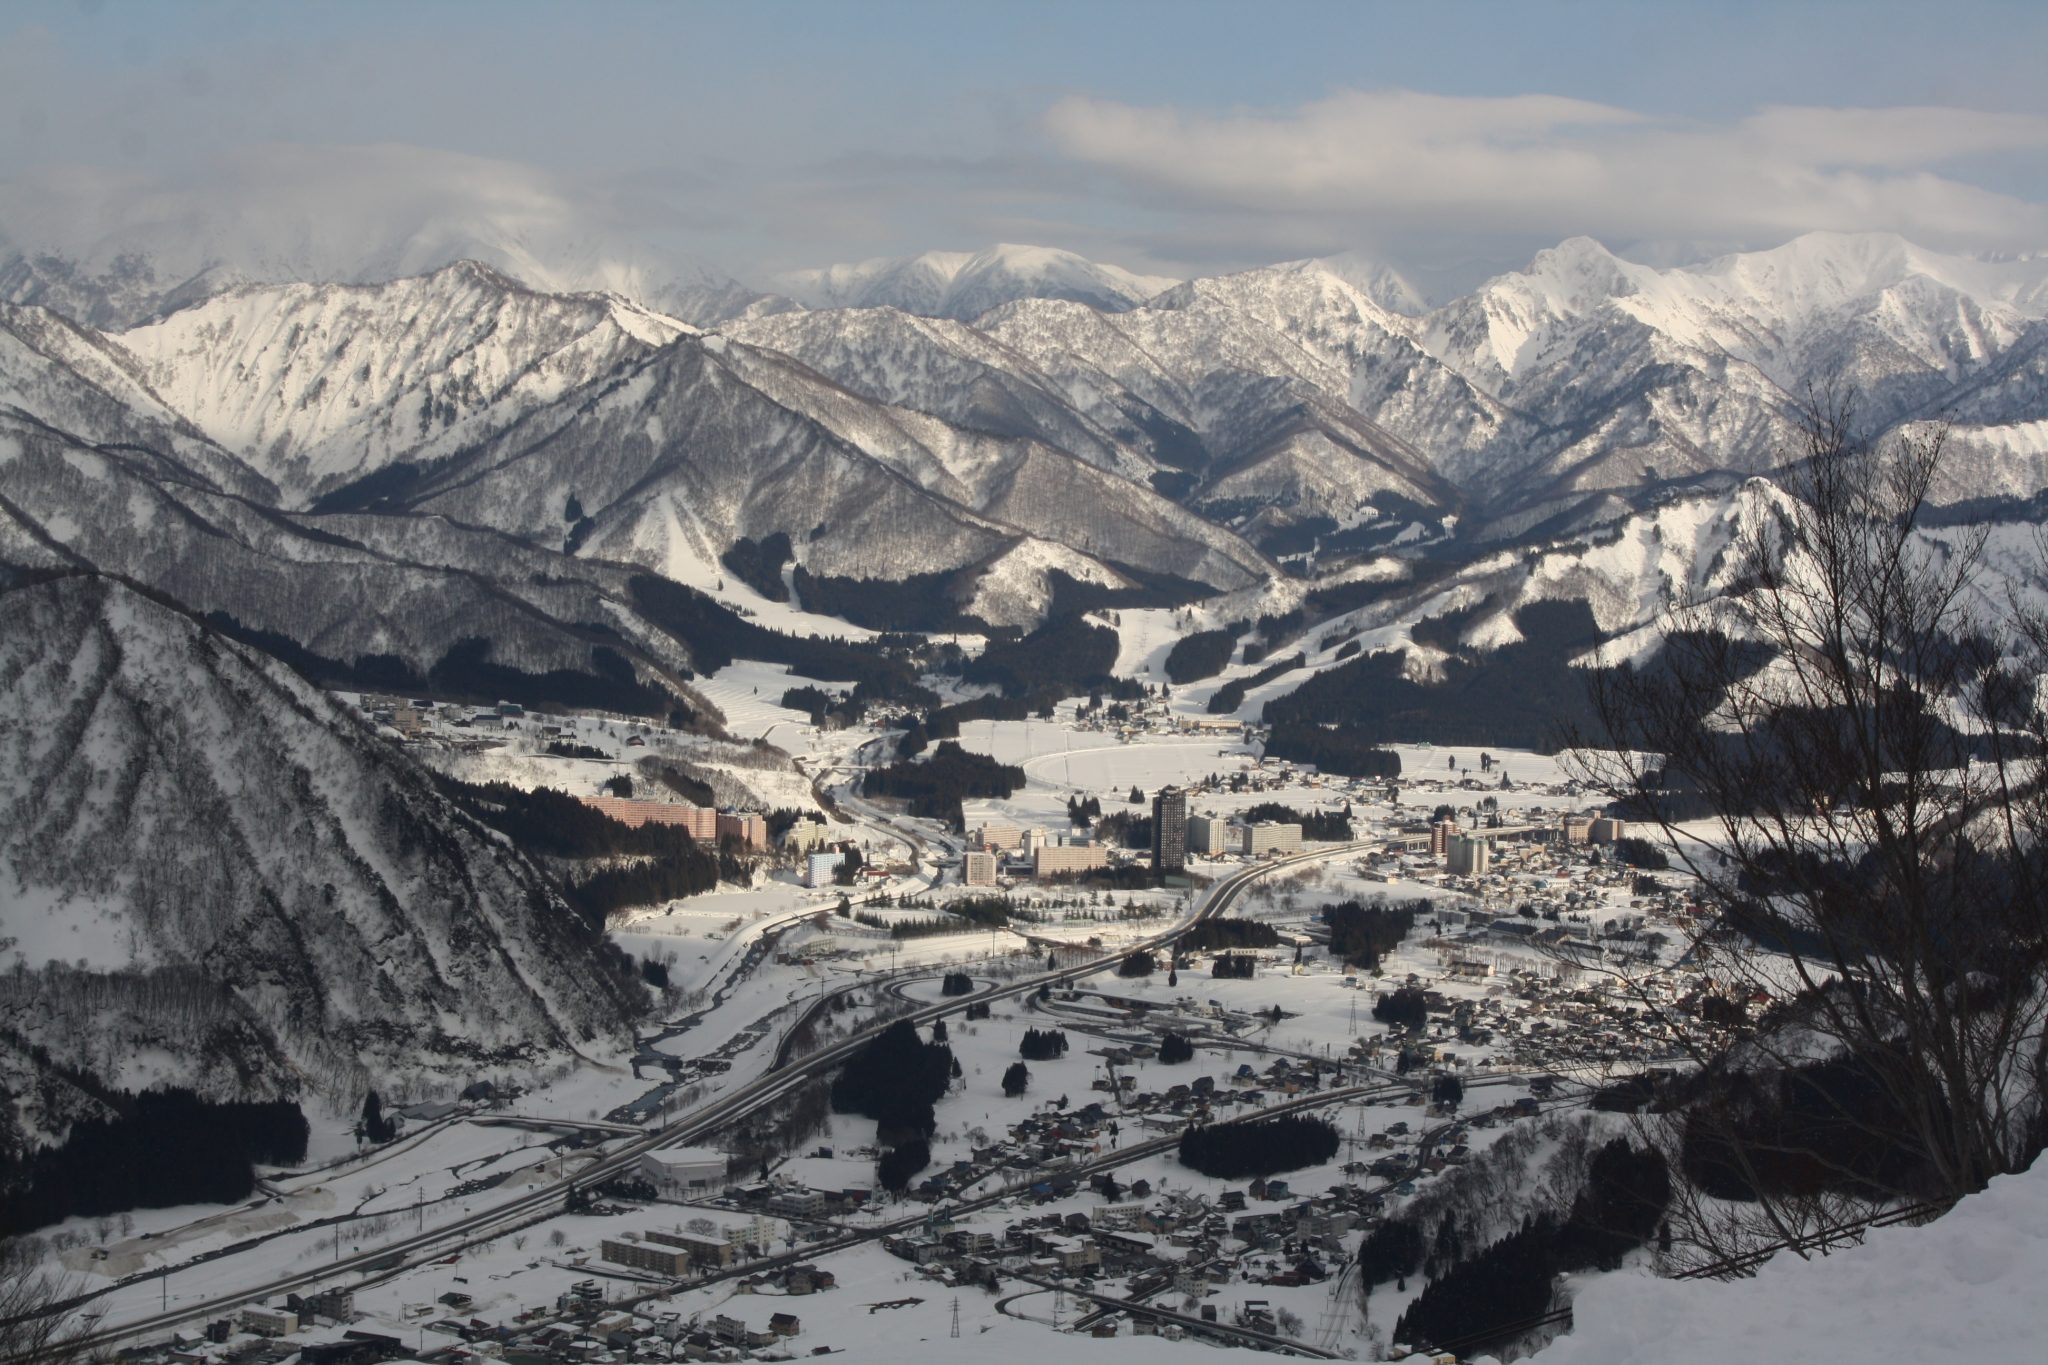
[639,1147,728,1194]
[1187,814,1230,856]
[805,851,843,888]
[1447,833,1491,878]
[1243,821,1303,856]
[963,850,999,886]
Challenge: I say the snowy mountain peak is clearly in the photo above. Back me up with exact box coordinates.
[1689,230,2048,321]
[778,243,1178,320]
[116,260,692,502]
[1306,252,1432,315]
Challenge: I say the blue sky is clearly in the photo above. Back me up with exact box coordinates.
[3,0,2044,285]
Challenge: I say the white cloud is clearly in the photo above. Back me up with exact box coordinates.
[1044,89,2048,255]
[0,143,740,295]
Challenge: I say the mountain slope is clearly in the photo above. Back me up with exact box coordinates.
[1413,233,2048,511]
[977,278,1471,545]
[0,409,704,715]
[116,262,691,504]
[0,572,643,1144]
[375,329,1273,610]
[726,306,1149,480]
[0,301,275,503]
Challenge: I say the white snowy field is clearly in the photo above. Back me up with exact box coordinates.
[1519,1160,2047,1365]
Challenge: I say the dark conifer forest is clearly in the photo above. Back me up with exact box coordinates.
[1177,1114,1339,1178]
[1,1090,308,1234]
[830,1020,954,1145]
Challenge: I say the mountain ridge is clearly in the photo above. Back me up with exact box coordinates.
[0,569,645,1146]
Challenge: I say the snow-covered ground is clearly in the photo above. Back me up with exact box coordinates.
[37,672,1855,1362]
[1519,1161,2047,1365]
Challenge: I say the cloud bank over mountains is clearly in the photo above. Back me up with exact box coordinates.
[1044,90,2048,267]
[4,80,2031,298]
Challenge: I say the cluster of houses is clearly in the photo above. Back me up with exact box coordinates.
[460,1287,805,1362]
[875,1168,1399,1331]
[1345,961,1712,1072]
[178,1273,816,1365]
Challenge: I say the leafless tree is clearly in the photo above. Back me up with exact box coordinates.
[0,1238,82,1365]
[1569,396,2048,1262]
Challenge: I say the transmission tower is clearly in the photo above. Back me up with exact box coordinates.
[950,1297,961,1338]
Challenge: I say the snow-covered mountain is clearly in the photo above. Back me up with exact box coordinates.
[1412,233,2048,513]
[0,404,704,712]
[0,300,276,502]
[383,324,1274,610]
[0,571,643,1145]
[21,262,1258,622]
[7,222,2048,1152]
[7,228,2048,642]
[778,244,1178,320]
[115,262,691,504]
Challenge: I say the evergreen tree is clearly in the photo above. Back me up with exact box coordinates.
[877,1138,932,1193]
[1019,1028,1069,1061]
[359,1090,395,1144]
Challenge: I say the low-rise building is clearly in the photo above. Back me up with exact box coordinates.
[716,810,768,847]
[602,1238,692,1277]
[1243,821,1302,856]
[766,1188,827,1221]
[1033,843,1108,877]
[779,820,832,853]
[240,1308,299,1338]
[972,823,1023,852]
[639,1147,727,1194]
[646,1228,739,1268]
